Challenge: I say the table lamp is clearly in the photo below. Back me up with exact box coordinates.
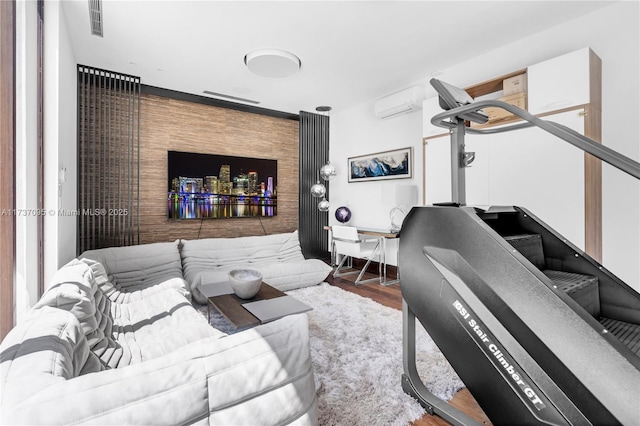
[390,184,418,232]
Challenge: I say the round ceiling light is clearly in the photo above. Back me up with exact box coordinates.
[244,48,301,79]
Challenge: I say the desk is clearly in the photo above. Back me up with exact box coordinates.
[324,226,399,286]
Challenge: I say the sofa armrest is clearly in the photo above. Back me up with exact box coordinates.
[1,314,317,426]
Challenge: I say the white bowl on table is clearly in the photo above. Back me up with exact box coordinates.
[228,268,263,299]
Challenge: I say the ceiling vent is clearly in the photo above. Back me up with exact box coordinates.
[88,0,103,37]
[374,86,425,119]
[203,91,260,105]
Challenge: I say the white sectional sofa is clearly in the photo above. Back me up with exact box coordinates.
[0,232,324,425]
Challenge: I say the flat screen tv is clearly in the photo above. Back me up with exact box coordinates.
[168,150,277,219]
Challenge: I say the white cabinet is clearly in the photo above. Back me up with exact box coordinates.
[482,110,586,249]
[422,47,602,258]
[528,48,592,115]
[425,110,587,249]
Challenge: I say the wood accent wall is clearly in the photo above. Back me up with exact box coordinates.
[139,93,299,243]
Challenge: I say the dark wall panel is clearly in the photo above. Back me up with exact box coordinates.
[299,111,329,259]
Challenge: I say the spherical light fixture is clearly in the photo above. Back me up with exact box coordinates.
[320,161,336,181]
[244,48,301,79]
[310,180,326,198]
[318,198,330,212]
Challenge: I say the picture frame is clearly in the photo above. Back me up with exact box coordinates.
[348,147,413,182]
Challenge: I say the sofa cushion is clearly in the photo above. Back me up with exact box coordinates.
[105,290,226,367]
[197,260,332,297]
[258,260,332,292]
[182,231,329,303]
[0,307,104,406]
[34,259,223,369]
[1,314,317,426]
[79,257,188,303]
[34,259,100,338]
[34,260,119,366]
[80,240,191,301]
[181,232,305,274]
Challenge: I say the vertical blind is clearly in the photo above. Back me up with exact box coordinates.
[77,65,140,254]
[299,111,329,259]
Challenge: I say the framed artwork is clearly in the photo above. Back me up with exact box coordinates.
[348,147,412,182]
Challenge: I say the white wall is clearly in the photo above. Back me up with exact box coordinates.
[14,0,76,319]
[15,0,39,322]
[328,102,423,265]
[43,0,77,288]
[330,1,639,288]
[57,5,78,274]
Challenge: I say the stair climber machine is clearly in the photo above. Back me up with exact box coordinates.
[401,79,640,425]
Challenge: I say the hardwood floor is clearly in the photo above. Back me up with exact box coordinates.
[324,263,492,426]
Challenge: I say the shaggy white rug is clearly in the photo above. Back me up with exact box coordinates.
[287,283,464,425]
[198,283,464,425]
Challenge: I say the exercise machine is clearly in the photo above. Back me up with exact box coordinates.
[401,79,640,425]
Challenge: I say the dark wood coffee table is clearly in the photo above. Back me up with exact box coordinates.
[206,283,287,329]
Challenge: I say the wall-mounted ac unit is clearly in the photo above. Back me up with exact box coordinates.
[374,86,425,119]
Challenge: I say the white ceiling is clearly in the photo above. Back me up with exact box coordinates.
[61,1,615,115]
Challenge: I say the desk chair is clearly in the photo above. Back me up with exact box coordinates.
[331,225,382,285]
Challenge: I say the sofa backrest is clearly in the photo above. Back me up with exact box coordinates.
[0,305,106,422]
[80,240,183,290]
[33,259,124,368]
[180,231,305,281]
[36,259,101,338]
[0,306,105,393]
